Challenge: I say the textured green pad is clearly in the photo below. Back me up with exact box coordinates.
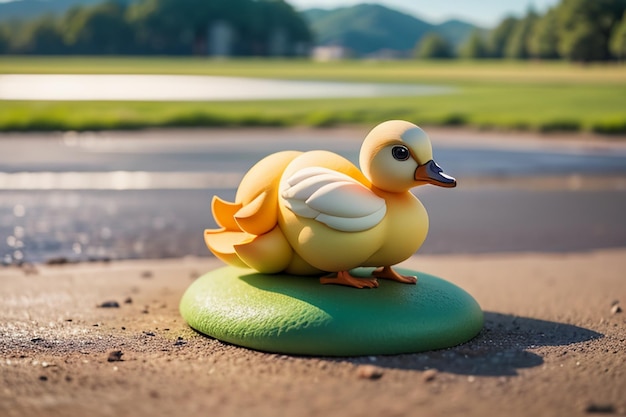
[180,266,483,356]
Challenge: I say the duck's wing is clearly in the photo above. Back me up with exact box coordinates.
[281,167,386,232]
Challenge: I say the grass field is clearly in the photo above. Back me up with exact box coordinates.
[0,56,625,133]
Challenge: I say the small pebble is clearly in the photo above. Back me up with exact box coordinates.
[143,331,155,337]
[46,257,69,265]
[98,301,120,308]
[107,350,124,362]
[610,304,622,315]
[141,270,153,279]
[124,297,133,304]
[356,364,384,380]
[39,375,48,381]
[585,403,615,414]
[422,369,438,382]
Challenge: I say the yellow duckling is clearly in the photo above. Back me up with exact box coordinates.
[204,120,456,288]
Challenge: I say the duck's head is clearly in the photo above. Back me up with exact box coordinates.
[359,120,456,193]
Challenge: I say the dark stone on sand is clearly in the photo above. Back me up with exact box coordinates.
[107,350,124,362]
[98,301,120,308]
[585,403,615,414]
[46,257,69,265]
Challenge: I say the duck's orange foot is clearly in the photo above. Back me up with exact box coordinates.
[320,271,379,289]
[373,266,417,285]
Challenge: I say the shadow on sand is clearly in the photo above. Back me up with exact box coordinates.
[339,312,603,376]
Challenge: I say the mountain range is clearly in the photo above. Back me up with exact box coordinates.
[303,4,477,56]
[0,0,480,56]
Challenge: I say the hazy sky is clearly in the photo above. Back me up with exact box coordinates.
[289,0,561,27]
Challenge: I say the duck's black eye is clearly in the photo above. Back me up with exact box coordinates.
[391,145,410,161]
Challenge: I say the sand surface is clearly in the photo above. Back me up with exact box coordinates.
[1,249,624,417]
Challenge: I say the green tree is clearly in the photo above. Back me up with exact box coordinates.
[415,32,453,58]
[15,15,66,54]
[0,25,8,53]
[528,8,560,59]
[610,11,626,60]
[488,16,518,58]
[505,9,539,59]
[557,0,626,61]
[247,0,311,56]
[459,29,488,59]
[560,20,607,62]
[0,21,22,53]
[129,0,238,54]
[128,0,311,55]
[63,2,134,54]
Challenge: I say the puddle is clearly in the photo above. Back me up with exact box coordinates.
[0,74,455,101]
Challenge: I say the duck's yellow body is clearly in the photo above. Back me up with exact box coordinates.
[205,120,456,288]
[276,150,429,274]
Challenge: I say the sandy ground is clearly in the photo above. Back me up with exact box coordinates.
[2,126,625,416]
[1,249,624,417]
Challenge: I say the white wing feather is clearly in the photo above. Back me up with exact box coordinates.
[281,167,386,232]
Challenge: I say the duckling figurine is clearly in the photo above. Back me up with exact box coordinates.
[204,120,456,289]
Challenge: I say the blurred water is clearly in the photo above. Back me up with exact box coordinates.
[2,187,625,264]
[1,128,625,264]
[2,129,626,187]
[0,171,242,190]
[0,74,454,101]
[0,190,214,264]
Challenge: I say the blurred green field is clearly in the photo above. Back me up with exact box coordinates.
[0,56,625,133]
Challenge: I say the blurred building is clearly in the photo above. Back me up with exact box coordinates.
[208,21,234,57]
[312,45,352,61]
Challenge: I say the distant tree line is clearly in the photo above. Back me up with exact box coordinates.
[0,0,312,56]
[415,0,626,62]
[1,0,624,61]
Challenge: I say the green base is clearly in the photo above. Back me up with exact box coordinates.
[180,266,483,356]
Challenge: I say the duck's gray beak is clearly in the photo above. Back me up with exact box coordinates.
[414,160,457,188]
